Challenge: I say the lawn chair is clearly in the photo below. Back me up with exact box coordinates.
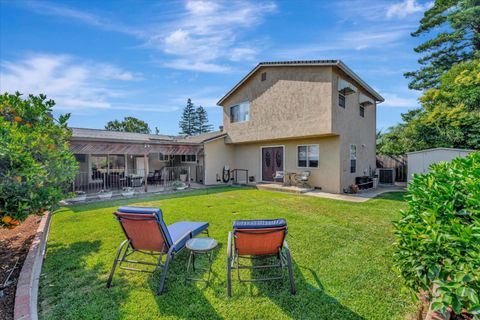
[106,206,209,295]
[226,219,296,297]
[294,171,311,188]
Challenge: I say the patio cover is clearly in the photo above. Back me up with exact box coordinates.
[69,141,202,155]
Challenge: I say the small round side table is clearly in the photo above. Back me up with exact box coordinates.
[185,237,218,286]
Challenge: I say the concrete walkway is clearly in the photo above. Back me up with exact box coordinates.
[305,185,405,202]
[257,183,405,203]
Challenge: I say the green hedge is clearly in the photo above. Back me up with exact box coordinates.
[393,151,480,317]
[0,93,78,227]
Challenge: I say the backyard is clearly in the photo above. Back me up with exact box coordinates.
[37,187,417,319]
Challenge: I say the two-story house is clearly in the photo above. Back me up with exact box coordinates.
[203,60,384,193]
[68,60,383,195]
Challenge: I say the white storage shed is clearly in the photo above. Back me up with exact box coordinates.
[406,147,475,182]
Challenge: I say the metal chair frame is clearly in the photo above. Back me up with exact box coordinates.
[106,213,209,295]
[226,228,296,297]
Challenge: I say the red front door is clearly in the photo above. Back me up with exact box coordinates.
[262,147,283,181]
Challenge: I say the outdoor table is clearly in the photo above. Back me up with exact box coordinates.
[284,172,297,186]
[185,237,218,286]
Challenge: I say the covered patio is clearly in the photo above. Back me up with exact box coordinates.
[68,128,205,197]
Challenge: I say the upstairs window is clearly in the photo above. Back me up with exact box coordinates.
[181,154,197,163]
[339,92,346,108]
[350,145,357,173]
[230,102,250,123]
[359,105,365,117]
[297,145,319,168]
[261,72,267,81]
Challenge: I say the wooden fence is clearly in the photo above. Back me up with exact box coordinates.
[376,155,407,182]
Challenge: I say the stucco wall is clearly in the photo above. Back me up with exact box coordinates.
[227,136,341,193]
[331,69,377,192]
[203,137,235,185]
[220,66,334,143]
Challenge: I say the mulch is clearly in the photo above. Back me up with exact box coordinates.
[0,215,42,320]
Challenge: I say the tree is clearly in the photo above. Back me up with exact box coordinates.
[378,60,480,155]
[105,116,150,134]
[195,106,213,134]
[0,93,78,227]
[404,0,480,90]
[179,98,197,136]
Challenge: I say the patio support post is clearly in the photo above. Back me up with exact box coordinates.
[144,150,148,193]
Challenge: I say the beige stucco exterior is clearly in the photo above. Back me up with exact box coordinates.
[209,63,380,193]
[221,66,334,143]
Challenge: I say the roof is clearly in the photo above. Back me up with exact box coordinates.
[69,127,225,145]
[217,60,384,105]
[406,147,476,155]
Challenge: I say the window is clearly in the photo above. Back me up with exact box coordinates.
[108,155,125,173]
[230,102,249,123]
[261,72,267,81]
[158,153,168,161]
[339,92,346,108]
[181,154,197,163]
[91,155,107,179]
[359,105,365,117]
[297,145,319,168]
[350,145,356,173]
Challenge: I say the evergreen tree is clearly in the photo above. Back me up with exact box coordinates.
[195,106,213,134]
[404,0,480,90]
[179,98,197,136]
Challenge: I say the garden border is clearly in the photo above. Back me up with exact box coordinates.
[14,211,52,320]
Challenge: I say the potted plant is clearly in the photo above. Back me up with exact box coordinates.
[121,187,135,197]
[97,189,113,200]
[179,168,188,182]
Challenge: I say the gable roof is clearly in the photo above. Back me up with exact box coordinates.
[217,60,384,105]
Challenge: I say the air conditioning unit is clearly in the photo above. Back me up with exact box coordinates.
[377,168,395,185]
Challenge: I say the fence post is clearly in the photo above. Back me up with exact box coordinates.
[144,151,148,193]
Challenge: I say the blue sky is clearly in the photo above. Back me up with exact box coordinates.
[0,0,434,134]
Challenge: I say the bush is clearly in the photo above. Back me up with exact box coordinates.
[0,93,78,227]
[393,152,480,317]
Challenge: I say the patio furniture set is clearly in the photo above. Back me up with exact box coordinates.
[106,206,296,296]
[273,171,311,188]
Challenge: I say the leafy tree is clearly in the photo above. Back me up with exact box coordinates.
[105,116,150,134]
[405,0,480,90]
[393,151,480,317]
[195,106,213,134]
[378,60,480,155]
[179,98,197,136]
[0,93,78,227]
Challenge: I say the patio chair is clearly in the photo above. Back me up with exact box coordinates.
[106,206,209,295]
[273,171,285,183]
[294,171,311,188]
[226,219,296,297]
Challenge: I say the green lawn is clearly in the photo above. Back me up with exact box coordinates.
[39,187,417,320]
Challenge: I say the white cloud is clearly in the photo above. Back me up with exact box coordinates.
[20,0,277,73]
[386,0,433,19]
[154,0,277,72]
[380,92,420,108]
[0,54,145,111]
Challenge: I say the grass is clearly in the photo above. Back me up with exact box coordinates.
[38,187,417,320]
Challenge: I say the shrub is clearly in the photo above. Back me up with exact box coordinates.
[393,151,480,317]
[0,93,78,227]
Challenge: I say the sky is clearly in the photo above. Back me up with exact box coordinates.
[0,0,434,135]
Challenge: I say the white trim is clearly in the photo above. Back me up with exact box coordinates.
[296,144,319,169]
[259,145,285,183]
